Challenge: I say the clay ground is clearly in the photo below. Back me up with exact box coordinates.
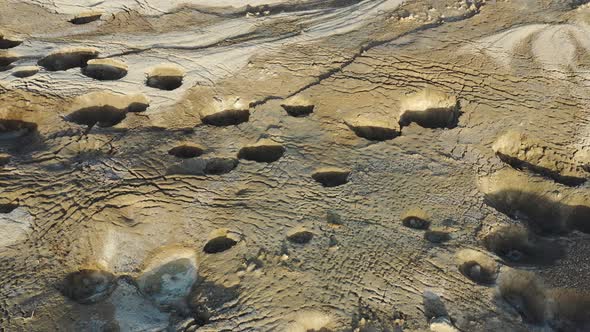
[1,0,590,331]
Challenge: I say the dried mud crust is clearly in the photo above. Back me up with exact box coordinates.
[1,0,590,331]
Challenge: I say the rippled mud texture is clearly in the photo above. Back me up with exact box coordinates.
[2,0,590,331]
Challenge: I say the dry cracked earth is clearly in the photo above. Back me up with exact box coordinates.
[1,0,590,331]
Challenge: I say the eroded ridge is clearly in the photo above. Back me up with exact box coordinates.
[498,269,590,331]
[547,288,590,331]
[497,269,548,324]
[496,269,590,329]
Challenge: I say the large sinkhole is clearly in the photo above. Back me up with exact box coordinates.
[0,119,37,140]
[485,190,590,235]
[38,48,99,71]
[60,269,117,304]
[203,235,238,254]
[65,106,127,128]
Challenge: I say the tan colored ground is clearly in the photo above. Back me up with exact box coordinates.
[1,0,590,331]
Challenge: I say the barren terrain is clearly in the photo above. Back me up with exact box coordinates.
[1,0,590,331]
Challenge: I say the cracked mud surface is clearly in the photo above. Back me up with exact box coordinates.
[1,0,590,331]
